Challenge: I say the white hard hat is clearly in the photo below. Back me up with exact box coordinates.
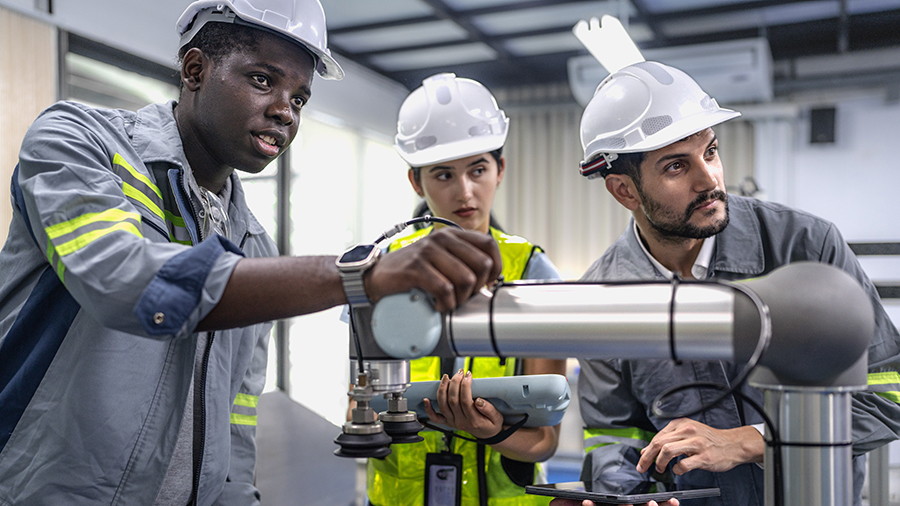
[177,0,344,80]
[579,61,740,179]
[395,73,509,167]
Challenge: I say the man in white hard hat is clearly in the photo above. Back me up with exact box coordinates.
[554,61,900,506]
[0,1,500,504]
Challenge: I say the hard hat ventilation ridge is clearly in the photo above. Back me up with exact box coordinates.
[642,115,673,136]
[594,137,627,150]
[415,136,438,151]
[633,61,674,85]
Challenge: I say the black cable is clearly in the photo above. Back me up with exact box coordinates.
[651,282,772,421]
[348,309,366,381]
[351,215,464,378]
[650,282,778,505]
[668,274,682,364]
[371,215,463,244]
[730,389,783,506]
[488,281,504,361]
[421,413,529,445]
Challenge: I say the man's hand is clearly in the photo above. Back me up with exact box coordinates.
[636,418,764,475]
[365,227,502,312]
[423,369,505,439]
[549,498,679,506]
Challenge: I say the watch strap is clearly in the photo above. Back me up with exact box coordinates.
[340,270,372,307]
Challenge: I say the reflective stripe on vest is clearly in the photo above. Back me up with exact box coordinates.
[388,226,541,282]
[869,370,900,404]
[583,427,657,454]
[371,226,549,506]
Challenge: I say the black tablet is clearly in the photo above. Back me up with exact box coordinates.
[525,481,720,504]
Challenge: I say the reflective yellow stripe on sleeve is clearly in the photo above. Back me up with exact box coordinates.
[45,209,142,257]
[234,393,259,408]
[230,413,258,426]
[123,182,164,221]
[231,393,259,426]
[869,371,900,403]
[584,427,657,453]
[113,153,163,199]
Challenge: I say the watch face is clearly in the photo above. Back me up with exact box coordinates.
[342,244,375,263]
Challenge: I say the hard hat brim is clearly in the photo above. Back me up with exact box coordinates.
[584,108,741,162]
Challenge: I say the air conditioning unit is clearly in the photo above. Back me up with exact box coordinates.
[568,38,774,107]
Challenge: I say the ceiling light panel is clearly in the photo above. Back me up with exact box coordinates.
[444,0,522,11]
[504,22,653,56]
[848,0,900,14]
[471,1,636,36]
[639,0,756,14]
[369,43,498,71]
[442,0,524,8]
[320,0,434,29]
[504,32,584,56]
[330,21,469,53]
[660,1,839,38]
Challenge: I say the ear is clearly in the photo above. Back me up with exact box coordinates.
[605,174,642,212]
[495,156,506,186]
[408,168,425,197]
[180,48,207,92]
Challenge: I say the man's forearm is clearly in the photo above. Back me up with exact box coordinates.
[198,255,344,331]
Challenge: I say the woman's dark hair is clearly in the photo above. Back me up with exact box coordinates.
[409,147,503,186]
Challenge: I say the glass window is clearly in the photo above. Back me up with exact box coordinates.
[274,113,415,426]
[64,52,178,110]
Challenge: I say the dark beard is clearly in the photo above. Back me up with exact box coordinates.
[641,189,730,241]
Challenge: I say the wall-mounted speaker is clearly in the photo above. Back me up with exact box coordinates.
[810,107,836,144]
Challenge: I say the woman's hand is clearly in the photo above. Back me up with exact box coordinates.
[423,369,505,439]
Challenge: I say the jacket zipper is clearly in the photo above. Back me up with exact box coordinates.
[177,170,210,506]
[180,172,248,505]
[190,330,215,505]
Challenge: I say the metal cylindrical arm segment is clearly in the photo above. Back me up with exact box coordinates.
[449,282,735,360]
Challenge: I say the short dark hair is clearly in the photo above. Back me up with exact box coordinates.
[410,147,503,184]
[604,151,646,189]
[178,22,260,64]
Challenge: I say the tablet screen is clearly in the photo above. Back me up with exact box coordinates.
[525,481,720,504]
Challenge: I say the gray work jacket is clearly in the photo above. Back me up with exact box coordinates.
[578,195,900,506]
[0,101,276,505]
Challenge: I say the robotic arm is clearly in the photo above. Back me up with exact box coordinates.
[340,262,873,506]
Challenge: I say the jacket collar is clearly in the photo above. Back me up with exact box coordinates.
[711,194,765,276]
[611,194,765,280]
[135,101,267,241]
[132,101,186,167]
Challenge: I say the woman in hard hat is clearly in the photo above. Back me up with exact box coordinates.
[366,73,567,506]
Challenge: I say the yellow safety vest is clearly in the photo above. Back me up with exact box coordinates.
[368,226,550,506]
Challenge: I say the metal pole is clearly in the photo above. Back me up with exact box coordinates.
[760,386,857,506]
[275,149,292,393]
[870,445,891,506]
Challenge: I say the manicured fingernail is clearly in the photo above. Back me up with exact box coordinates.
[476,398,484,407]
[465,371,472,378]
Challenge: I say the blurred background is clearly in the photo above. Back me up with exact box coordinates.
[1,0,898,503]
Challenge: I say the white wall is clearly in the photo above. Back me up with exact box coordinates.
[791,95,900,243]
[0,0,409,138]
[759,92,900,327]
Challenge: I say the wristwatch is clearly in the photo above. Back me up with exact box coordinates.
[336,243,381,307]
